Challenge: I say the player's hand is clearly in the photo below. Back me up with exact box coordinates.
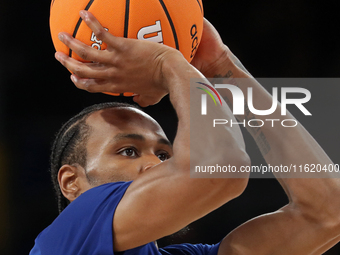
[191,18,230,77]
[191,18,252,79]
[55,10,182,107]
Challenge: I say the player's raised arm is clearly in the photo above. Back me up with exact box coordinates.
[55,11,250,252]
[191,19,340,255]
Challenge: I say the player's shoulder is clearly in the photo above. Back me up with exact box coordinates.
[59,181,133,219]
[30,181,133,255]
[80,181,132,200]
[159,243,221,255]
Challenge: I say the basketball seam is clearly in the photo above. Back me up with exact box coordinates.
[124,0,131,38]
[158,0,179,50]
[69,0,96,57]
[195,0,203,14]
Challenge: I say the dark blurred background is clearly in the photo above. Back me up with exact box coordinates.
[0,0,339,254]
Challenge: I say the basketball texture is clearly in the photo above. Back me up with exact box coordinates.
[50,0,204,63]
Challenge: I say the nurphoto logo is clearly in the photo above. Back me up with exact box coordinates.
[198,81,312,128]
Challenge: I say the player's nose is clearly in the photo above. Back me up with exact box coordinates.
[141,154,162,173]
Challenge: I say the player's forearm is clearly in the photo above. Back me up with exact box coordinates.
[211,49,340,252]
[220,204,340,255]
[162,54,250,172]
[216,57,340,213]
[209,49,336,172]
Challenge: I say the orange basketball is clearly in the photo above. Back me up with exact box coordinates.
[50,0,203,74]
[50,0,203,96]
[50,0,203,60]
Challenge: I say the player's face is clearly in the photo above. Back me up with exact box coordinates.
[83,107,173,186]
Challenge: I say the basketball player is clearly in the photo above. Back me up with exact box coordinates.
[30,11,340,254]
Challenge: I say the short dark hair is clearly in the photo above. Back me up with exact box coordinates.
[50,102,140,213]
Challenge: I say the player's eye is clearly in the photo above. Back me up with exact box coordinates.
[157,151,171,162]
[119,148,138,158]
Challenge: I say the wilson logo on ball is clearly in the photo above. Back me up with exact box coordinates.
[137,21,164,44]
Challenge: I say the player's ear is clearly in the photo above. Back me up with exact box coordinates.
[58,164,87,202]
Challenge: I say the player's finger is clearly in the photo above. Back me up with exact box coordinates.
[58,32,111,63]
[79,10,125,49]
[55,52,112,79]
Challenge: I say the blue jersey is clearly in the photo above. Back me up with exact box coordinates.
[30,182,220,255]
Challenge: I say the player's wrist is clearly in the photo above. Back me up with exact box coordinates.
[160,51,197,91]
[202,45,241,78]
